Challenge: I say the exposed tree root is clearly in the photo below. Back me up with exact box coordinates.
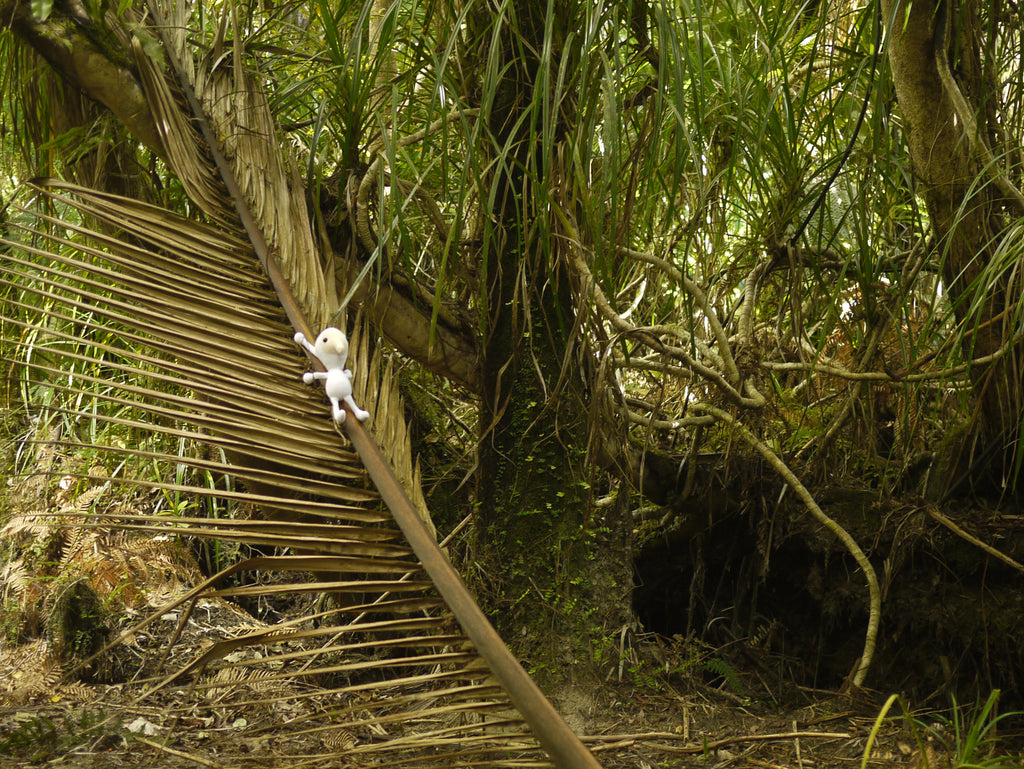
[691,404,880,687]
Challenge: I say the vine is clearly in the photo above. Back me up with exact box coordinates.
[691,404,880,687]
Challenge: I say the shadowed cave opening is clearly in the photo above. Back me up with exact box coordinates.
[630,488,1024,706]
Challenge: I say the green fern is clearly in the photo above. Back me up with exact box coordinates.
[701,656,745,698]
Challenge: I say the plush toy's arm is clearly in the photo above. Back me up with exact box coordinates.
[294,331,316,357]
[296,333,323,389]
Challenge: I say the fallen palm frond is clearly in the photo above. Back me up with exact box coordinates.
[0,0,599,761]
[0,176,593,766]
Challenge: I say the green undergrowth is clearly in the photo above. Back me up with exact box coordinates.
[0,708,124,763]
[863,690,1024,769]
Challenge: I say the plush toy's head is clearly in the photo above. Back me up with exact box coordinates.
[313,327,349,368]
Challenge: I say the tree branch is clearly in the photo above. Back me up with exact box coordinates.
[933,0,1024,214]
[568,238,764,409]
[345,275,481,390]
[1,0,165,157]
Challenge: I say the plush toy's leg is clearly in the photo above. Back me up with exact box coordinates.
[344,397,370,422]
[329,398,347,423]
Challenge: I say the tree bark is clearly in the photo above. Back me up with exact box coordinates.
[1,0,165,157]
[882,0,1023,491]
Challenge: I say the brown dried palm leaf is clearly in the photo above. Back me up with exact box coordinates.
[129,0,430,522]
[0,183,597,767]
[132,0,330,327]
[0,0,601,761]
[0,180,576,766]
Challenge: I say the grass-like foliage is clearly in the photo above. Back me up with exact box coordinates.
[862,691,1024,769]
[2,0,1024,763]
[928,691,1024,769]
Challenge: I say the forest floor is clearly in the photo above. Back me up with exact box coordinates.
[0,681,926,768]
[3,633,1021,769]
[557,675,984,769]
[2,468,1022,768]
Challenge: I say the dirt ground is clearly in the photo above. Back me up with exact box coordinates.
[0,683,901,768]
[3,630,1018,769]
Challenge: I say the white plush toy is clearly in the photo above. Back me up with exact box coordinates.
[294,328,370,423]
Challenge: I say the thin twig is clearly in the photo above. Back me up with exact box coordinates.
[625,409,715,430]
[582,729,849,753]
[567,239,764,408]
[795,311,889,461]
[615,244,742,385]
[927,507,1024,573]
[134,736,225,768]
[762,327,1024,383]
[366,109,480,155]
